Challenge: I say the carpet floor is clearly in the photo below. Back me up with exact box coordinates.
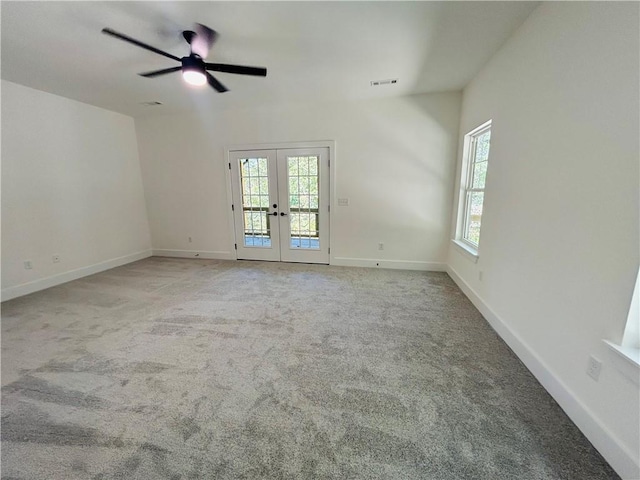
[1,257,619,479]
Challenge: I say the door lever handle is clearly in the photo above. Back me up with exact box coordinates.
[280,212,288,216]
[270,212,278,216]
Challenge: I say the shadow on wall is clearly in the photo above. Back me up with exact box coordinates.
[344,93,461,247]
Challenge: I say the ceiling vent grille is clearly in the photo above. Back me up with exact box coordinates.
[370,79,398,86]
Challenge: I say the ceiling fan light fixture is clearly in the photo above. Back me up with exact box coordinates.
[182,69,207,86]
[182,55,207,87]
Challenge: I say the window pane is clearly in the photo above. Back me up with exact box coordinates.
[247,158,259,176]
[475,131,491,162]
[472,161,487,189]
[258,158,267,174]
[290,213,317,236]
[464,191,484,246]
[249,178,261,196]
[259,177,268,195]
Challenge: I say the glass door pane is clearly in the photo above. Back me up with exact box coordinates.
[240,157,271,247]
[287,155,320,250]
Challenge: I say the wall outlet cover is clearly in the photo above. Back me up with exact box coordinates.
[587,355,602,381]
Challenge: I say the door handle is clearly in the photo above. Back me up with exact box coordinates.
[280,212,288,216]
[270,212,278,216]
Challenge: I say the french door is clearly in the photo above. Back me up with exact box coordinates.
[229,147,329,264]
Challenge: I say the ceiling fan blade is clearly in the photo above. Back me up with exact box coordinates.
[191,23,218,59]
[206,73,228,93]
[206,63,267,77]
[138,66,182,78]
[102,28,181,62]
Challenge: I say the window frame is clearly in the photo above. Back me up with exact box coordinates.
[456,120,492,255]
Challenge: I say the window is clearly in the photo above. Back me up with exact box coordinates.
[621,267,639,349]
[458,120,492,252]
[604,267,640,381]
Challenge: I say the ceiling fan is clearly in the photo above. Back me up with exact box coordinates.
[102,23,267,92]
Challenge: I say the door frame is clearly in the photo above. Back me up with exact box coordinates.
[224,140,335,263]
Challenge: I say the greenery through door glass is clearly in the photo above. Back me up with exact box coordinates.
[241,158,271,245]
[288,156,320,247]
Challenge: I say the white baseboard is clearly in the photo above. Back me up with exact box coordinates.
[1,250,153,302]
[152,249,235,260]
[446,265,640,480]
[331,256,446,271]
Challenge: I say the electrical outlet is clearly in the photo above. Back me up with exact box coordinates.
[188,237,192,243]
[52,254,60,263]
[23,260,33,270]
[378,242,384,251]
[586,355,602,381]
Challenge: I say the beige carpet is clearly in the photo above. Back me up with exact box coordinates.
[1,257,618,479]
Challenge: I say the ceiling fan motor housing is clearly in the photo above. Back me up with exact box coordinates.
[182,54,205,75]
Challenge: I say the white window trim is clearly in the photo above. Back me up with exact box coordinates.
[603,266,640,385]
[453,120,492,259]
[451,238,479,263]
[604,341,640,386]
[620,266,639,349]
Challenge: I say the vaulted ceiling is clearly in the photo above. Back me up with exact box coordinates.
[1,1,539,118]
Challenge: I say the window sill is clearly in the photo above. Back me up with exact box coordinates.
[451,239,479,263]
[603,340,640,385]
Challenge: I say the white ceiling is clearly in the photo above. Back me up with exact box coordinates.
[1,1,539,118]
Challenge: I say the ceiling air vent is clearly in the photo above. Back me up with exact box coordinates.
[140,101,163,106]
[370,79,398,86]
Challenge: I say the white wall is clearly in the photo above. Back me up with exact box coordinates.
[447,3,639,478]
[1,80,151,299]
[135,92,461,269]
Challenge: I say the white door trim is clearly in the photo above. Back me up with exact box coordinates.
[224,140,335,263]
[227,140,335,152]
